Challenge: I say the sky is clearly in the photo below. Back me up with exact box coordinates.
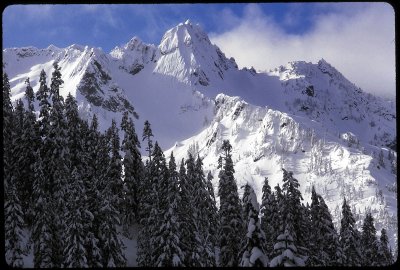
[2,3,395,99]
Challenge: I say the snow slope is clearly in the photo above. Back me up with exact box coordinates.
[3,20,397,260]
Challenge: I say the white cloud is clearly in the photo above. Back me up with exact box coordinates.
[210,3,395,99]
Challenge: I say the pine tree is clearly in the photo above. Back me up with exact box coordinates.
[120,111,143,226]
[269,227,305,267]
[309,187,342,266]
[147,142,168,265]
[177,158,195,266]
[63,167,89,268]
[32,150,54,268]
[4,175,25,267]
[239,183,268,267]
[48,68,69,267]
[260,177,277,256]
[36,69,51,138]
[281,169,308,258]
[218,140,243,266]
[361,212,379,266]
[81,115,103,268]
[339,198,362,266]
[105,119,124,210]
[20,78,40,226]
[155,152,185,266]
[3,73,14,201]
[206,171,219,251]
[377,228,393,266]
[192,155,216,266]
[142,120,154,162]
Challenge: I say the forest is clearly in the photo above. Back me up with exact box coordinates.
[4,63,394,267]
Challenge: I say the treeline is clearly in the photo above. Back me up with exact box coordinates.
[3,64,394,267]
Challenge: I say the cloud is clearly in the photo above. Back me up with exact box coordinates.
[210,3,395,99]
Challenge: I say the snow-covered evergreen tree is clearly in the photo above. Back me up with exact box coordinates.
[361,212,379,266]
[339,198,362,266]
[20,78,40,226]
[239,183,268,267]
[281,169,308,258]
[218,140,243,266]
[32,150,54,268]
[120,111,143,226]
[177,158,196,266]
[5,175,25,267]
[3,73,13,201]
[206,171,219,251]
[63,167,89,268]
[142,120,154,162]
[269,227,305,267]
[377,228,393,266]
[155,152,185,267]
[260,177,277,256]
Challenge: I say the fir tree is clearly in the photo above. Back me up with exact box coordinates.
[105,119,124,210]
[177,158,195,266]
[36,69,51,138]
[32,150,54,268]
[281,169,308,258]
[239,183,268,267]
[260,177,277,256]
[269,227,305,267]
[142,120,154,162]
[3,73,13,200]
[339,198,362,266]
[21,78,40,226]
[4,176,25,267]
[148,142,168,265]
[63,167,89,268]
[206,171,219,251]
[377,228,393,266]
[81,115,103,268]
[120,111,143,226]
[155,152,185,267]
[361,212,379,266]
[218,140,243,266]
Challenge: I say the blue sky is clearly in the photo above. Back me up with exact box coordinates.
[2,3,395,99]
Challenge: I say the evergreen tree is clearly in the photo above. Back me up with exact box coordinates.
[218,140,243,266]
[361,212,379,266]
[3,73,13,200]
[155,152,185,266]
[81,115,103,268]
[4,175,25,267]
[63,167,89,268]
[269,227,305,267]
[177,158,196,266]
[192,155,216,266]
[105,119,124,210]
[239,183,268,267]
[142,120,154,162]
[260,177,277,256]
[206,171,219,251]
[339,198,362,266]
[147,142,168,265]
[281,169,308,258]
[20,78,40,226]
[32,150,54,268]
[36,69,51,138]
[377,228,393,266]
[309,187,342,266]
[120,111,143,226]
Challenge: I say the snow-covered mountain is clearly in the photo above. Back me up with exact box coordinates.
[3,20,397,252]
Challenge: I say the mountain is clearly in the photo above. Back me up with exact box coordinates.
[3,20,397,252]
